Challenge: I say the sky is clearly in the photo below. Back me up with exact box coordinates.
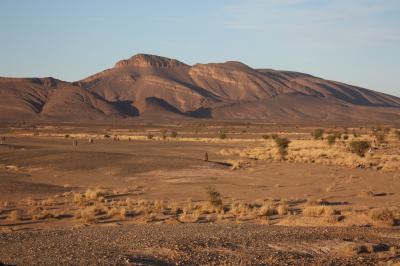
[0,0,399,96]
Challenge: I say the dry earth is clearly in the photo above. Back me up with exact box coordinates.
[0,122,399,265]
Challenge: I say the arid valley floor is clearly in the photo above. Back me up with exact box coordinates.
[0,122,399,265]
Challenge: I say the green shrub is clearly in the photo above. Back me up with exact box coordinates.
[350,141,370,157]
[275,137,291,160]
[312,129,324,140]
[327,135,336,145]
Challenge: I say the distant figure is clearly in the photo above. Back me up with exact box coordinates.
[73,140,78,146]
[88,138,93,144]
[204,152,209,162]
[0,136,5,145]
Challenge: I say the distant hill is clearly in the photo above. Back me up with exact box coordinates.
[1,53,399,123]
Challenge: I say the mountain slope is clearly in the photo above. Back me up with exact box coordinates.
[1,53,399,123]
[0,77,125,121]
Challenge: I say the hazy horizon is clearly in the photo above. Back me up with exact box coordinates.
[0,0,399,96]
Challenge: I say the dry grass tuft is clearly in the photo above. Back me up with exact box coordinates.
[7,210,21,221]
[85,188,107,201]
[303,206,336,217]
[369,208,398,226]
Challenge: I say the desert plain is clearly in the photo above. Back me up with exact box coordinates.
[0,121,399,265]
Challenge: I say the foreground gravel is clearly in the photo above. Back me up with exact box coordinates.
[0,224,399,265]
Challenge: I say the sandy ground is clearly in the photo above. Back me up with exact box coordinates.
[0,124,399,265]
[1,224,400,265]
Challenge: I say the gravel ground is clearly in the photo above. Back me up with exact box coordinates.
[0,224,399,265]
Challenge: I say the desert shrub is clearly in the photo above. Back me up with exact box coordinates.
[334,132,342,139]
[369,208,397,226]
[7,210,21,221]
[161,129,168,140]
[350,140,370,157]
[147,132,154,140]
[312,129,324,140]
[395,130,400,140]
[262,134,270,140]
[275,137,290,160]
[303,206,335,217]
[170,131,178,138]
[327,134,336,145]
[276,203,288,215]
[271,133,278,140]
[343,135,349,140]
[205,186,222,208]
[219,132,227,139]
[85,188,107,201]
[373,130,386,144]
[258,203,276,216]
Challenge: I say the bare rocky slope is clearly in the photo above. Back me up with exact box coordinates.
[1,53,400,123]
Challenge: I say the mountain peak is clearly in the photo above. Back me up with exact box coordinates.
[115,53,187,68]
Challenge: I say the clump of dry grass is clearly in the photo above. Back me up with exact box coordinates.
[303,205,336,217]
[7,210,21,221]
[41,197,56,206]
[179,208,201,223]
[368,208,398,226]
[30,208,59,221]
[230,201,253,217]
[76,203,107,223]
[85,188,107,201]
[276,203,289,215]
[168,200,180,215]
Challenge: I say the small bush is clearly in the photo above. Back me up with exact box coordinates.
[303,206,335,217]
[369,208,397,226]
[312,129,324,140]
[205,186,222,208]
[170,131,178,138]
[147,132,154,140]
[373,131,386,144]
[396,130,400,140]
[327,135,336,145]
[275,137,290,160]
[262,134,270,140]
[219,132,227,139]
[350,140,370,157]
[161,129,168,140]
[271,133,278,140]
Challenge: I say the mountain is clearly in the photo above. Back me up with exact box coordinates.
[0,77,125,121]
[1,53,400,123]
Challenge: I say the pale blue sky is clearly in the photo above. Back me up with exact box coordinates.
[0,0,399,96]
